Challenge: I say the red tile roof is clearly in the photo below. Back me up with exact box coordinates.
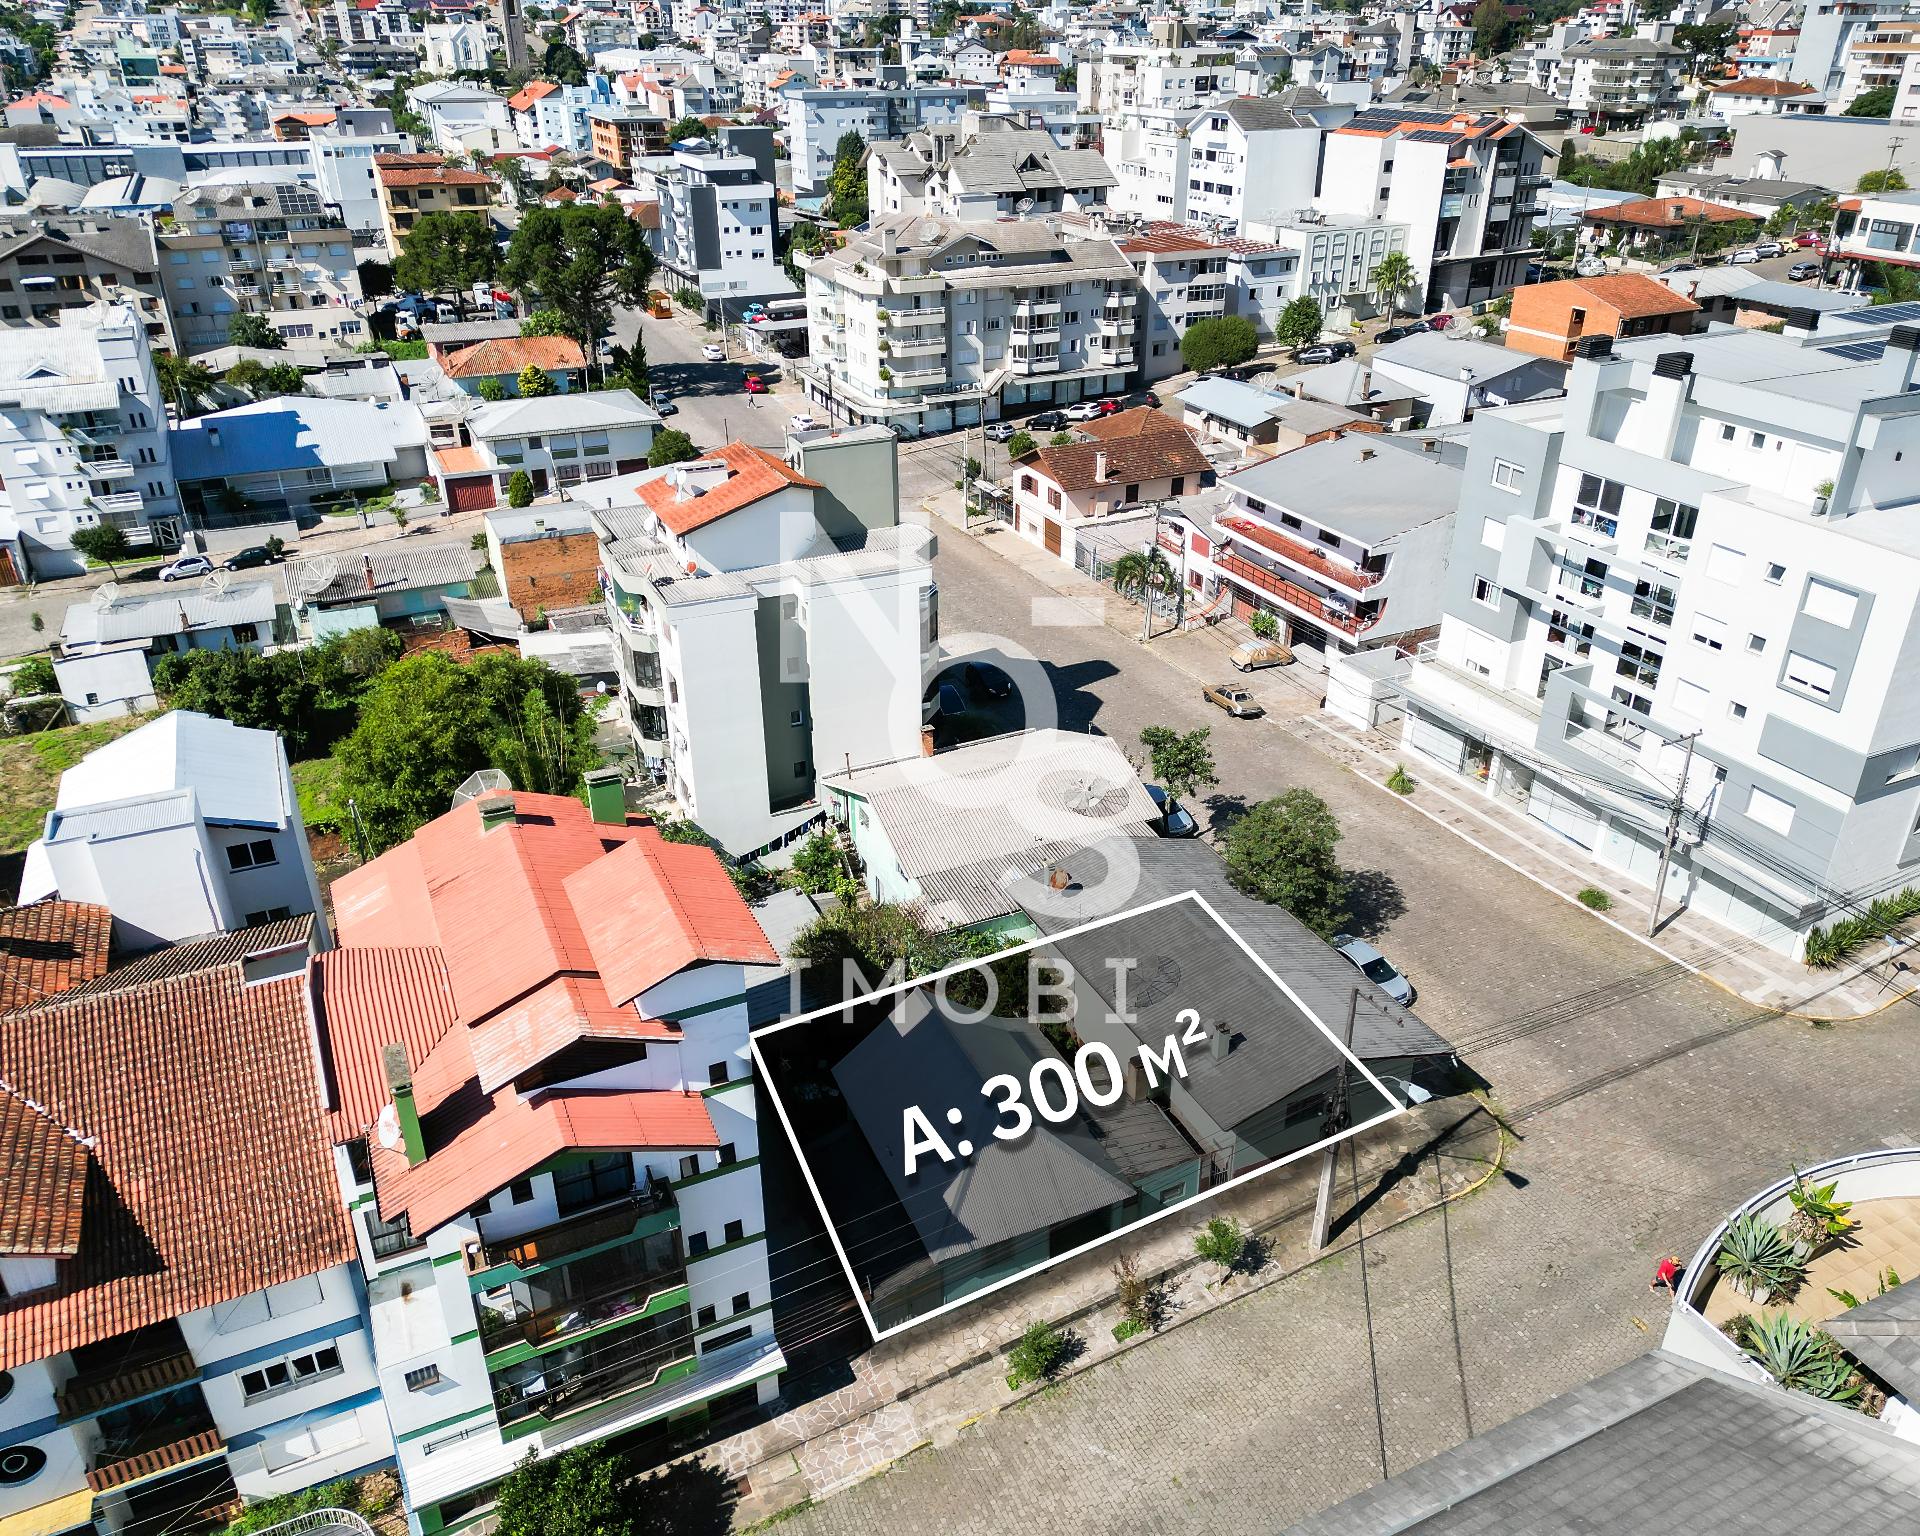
[440,335,586,379]
[1021,409,1211,492]
[0,965,352,1372]
[0,1084,89,1258]
[313,947,458,1139]
[378,160,495,189]
[1003,49,1060,65]
[1585,195,1755,229]
[1549,272,1700,319]
[634,441,822,536]
[508,81,561,111]
[0,901,112,1014]
[1711,77,1816,96]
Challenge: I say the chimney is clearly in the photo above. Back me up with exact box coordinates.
[383,1043,426,1166]
[881,223,899,257]
[1782,306,1819,338]
[362,552,376,591]
[583,766,625,825]
[1359,446,1375,461]
[478,792,517,831]
[1095,448,1109,482]
[1643,351,1693,460]
[1421,436,1437,452]
[1123,1056,1149,1104]
[1209,1020,1230,1062]
[1574,333,1613,360]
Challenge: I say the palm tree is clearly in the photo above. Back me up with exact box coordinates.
[1112,548,1176,603]
[1370,250,1418,325]
[155,352,216,418]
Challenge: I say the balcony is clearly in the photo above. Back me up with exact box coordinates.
[80,455,135,481]
[1216,552,1383,636]
[493,1317,696,1430]
[1010,323,1059,344]
[1010,353,1062,375]
[887,334,945,358]
[880,304,945,328]
[1440,193,1466,218]
[1219,516,1382,593]
[88,1427,224,1494]
[889,360,946,383]
[470,1176,677,1275]
[85,1383,222,1494]
[1012,297,1063,321]
[1089,345,1135,367]
[58,1349,197,1423]
[480,1231,686,1360]
[90,492,145,517]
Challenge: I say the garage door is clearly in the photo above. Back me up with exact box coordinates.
[446,476,496,513]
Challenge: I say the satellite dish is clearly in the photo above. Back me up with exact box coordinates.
[207,569,231,595]
[93,582,118,608]
[918,218,943,242]
[1015,196,1035,214]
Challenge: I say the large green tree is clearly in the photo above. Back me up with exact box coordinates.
[228,312,284,349]
[648,428,698,466]
[1138,725,1217,803]
[667,115,709,142]
[1222,789,1348,938]
[153,629,402,759]
[1179,314,1258,373]
[1847,86,1898,118]
[156,352,216,417]
[501,203,656,359]
[395,210,499,298]
[827,130,868,227]
[1672,22,1735,76]
[542,39,587,85]
[494,1445,736,1536]
[1471,0,1516,57]
[1275,296,1322,348]
[1858,168,1910,193]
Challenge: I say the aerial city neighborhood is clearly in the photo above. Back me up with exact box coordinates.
[2,0,1920,1528]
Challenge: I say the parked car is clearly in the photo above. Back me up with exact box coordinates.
[742,372,767,393]
[157,553,213,582]
[1145,783,1199,839]
[1377,323,1424,344]
[1728,247,1763,264]
[1660,260,1697,275]
[1753,241,1785,260]
[1333,933,1414,1006]
[984,421,1020,441]
[788,411,819,432]
[923,680,965,723]
[1202,681,1263,718]
[1424,313,1453,330]
[1793,231,1826,249]
[963,661,1014,700]
[1788,260,1823,281]
[1293,340,1356,365]
[1574,255,1607,278]
[652,396,678,416]
[223,545,282,571]
[1230,639,1293,672]
[1028,410,1069,430]
[1094,398,1122,415]
[1062,401,1105,421]
[702,341,726,361]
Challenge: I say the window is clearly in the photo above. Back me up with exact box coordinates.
[1318,528,1341,547]
[1746,784,1796,835]
[732,1291,751,1313]
[1629,581,1675,627]
[226,838,277,871]
[700,1325,753,1352]
[404,1364,441,1392]
[718,1142,738,1166]
[365,1207,418,1259]
[723,1218,745,1244]
[240,1344,343,1402]
[1018,474,1035,494]
[1646,498,1696,559]
[1692,614,1727,650]
[709,1059,730,1085]
[1616,641,1661,689]
[696,1304,717,1328]
[1749,431,1766,449]
[553,1151,630,1214]
[1729,701,1748,720]
[679,1153,701,1179]
[1491,459,1525,492]
[1046,488,1061,510]
[508,1178,533,1205]
[1747,633,1766,655]
[1765,562,1786,584]
[1472,576,1499,608]
[1782,652,1837,700]
[245,907,292,926]
[687,1231,710,1257]
[1719,423,1735,441]
[232,623,258,643]
[1801,578,1858,628]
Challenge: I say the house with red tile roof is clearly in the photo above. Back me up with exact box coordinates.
[431,334,588,396]
[1582,195,1759,257]
[1009,408,1214,567]
[1506,273,1699,362]
[314,785,787,1529]
[0,917,396,1533]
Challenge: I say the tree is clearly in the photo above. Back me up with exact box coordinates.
[152,630,403,758]
[606,339,648,395]
[1223,789,1347,938]
[228,312,284,350]
[1369,250,1417,323]
[787,831,843,893]
[502,204,656,357]
[476,376,508,401]
[1056,63,1076,92]
[262,362,307,397]
[783,218,828,289]
[542,39,587,85]
[1111,548,1174,602]
[1005,1322,1070,1387]
[224,357,269,396]
[1266,66,1295,93]
[648,428,698,467]
[9,656,55,697]
[667,115,708,143]
[70,524,131,573]
[827,130,868,227]
[1847,86,1898,118]
[333,650,595,850]
[156,352,216,416]
[1858,168,1910,193]
[507,469,535,506]
[1006,430,1037,459]
[1194,1216,1246,1280]
[357,259,395,300]
[1672,22,1735,77]
[1471,0,1515,57]
[520,307,568,336]
[1138,725,1217,803]
[1179,314,1258,374]
[1049,431,1072,446]
[493,1446,634,1536]
[395,211,499,298]
[515,362,556,397]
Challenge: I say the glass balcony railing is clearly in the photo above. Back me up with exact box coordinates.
[491,1306,696,1429]
[479,1228,685,1358]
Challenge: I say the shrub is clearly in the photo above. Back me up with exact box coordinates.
[787,830,842,894]
[648,428,698,467]
[1741,1313,1861,1404]
[1386,764,1415,795]
[1194,1215,1246,1280]
[1786,1171,1855,1253]
[471,530,489,550]
[1049,431,1072,446]
[421,479,441,502]
[1248,609,1280,640]
[1576,886,1612,911]
[1180,315,1259,374]
[10,656,56,696]
[1715,1213,1806,1304]
[1006,1321,1070,1387]
[1803,886,1920,967]
[1006,430,1036,458]
[674,285,702,310]
[506,470,535,508]
[1113,1252,1159,1333]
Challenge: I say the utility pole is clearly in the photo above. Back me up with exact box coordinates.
[1309,987,1362,1254]
[1647,729,1701,938]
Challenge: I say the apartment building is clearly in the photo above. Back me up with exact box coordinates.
[1839,19,1920,117]
[1251,212,1415,326]
[784,85,968,196]
[19,710,330,948]
[1117,226,1229,382]
[0,214,167,346]
[158,181,365,353]
[315,786,787,1532]
[1398,320,1920,955]
[867,124,1114,221]
[1318,107,1549,312]
[800,214,1142,435]
[1207,432,1461,657]
[640,140,784,308]
[587,105,669,177]
[1104,92,1341,231]
[374,154,494,259]
[0,302,178,581]
[1833,186,1920,267]
[1077,39,1236,118]
[0,917,393,1536]
[1792,0,1890,91]
[429,389,661,512]
[590,429,936,857]
[1564,37,1689,128]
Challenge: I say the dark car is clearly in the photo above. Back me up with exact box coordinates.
[1293,340,1357,365]
[223,544,283,571]
[1377,323,1424,344]
[1028,410,1069,430]
[963,661,1014,701]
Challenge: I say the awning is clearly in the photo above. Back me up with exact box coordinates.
[0,1488,97,1536]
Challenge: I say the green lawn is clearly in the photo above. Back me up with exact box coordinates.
[0,715,146,851]
[290,755,344,833]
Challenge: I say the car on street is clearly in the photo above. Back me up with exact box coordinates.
[984,421,1020,441]
[1333,933,1414,1006]
[1752,241,1785,260]
[743,372,767,393]
[652,396,677,416]
[1293,341,1356,365]
[1789,259,1823,281]
[1028,410,1069,430]
[1794,231,1826,249]
[1201,681,1263,718]
[788,411,819,432]
[1660,260,1697,275]
[963,661,1014,701]
[1728,248,1764,264]
[158,553,213,582]
[222,545,283,571]
[1424,314,1453,330]
[1376,323,1424,344]
[1062,401,1105,421]
[1574,255,1607,278]
[1145,783,1199,839]
[701,342,725,361]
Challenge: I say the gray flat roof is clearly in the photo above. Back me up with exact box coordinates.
[1221,433,1462,543]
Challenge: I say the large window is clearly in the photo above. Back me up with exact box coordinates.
[1645,497,1697,559]
[240,1344,343,1403]
[554,1152,631,1215]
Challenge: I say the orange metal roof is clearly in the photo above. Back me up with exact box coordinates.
[634,440,822,536]
[508,81,561,111]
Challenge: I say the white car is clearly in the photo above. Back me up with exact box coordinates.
[1728,248,1763,264]
[157,553,213,582]
[1574,255,1607,278]
[1333,934,1414,1007]
[701,342,725,361]
[789,412,819,432]
[1062,401,1104,421]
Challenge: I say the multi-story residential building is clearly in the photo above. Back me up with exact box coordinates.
[508,79,597,154]
[0,914,393,1536]
[1248,211,1415,327]
[868,123,1114,221]
[590,429,937,856]
[1838,18,1920,115]
[0,213,167,346]
[587,105,669,176]
[1318,107,1549,312]
[1792,0,1891,92]
[1077,36,1236,118]
[800,214,1141,435]
[1103,92,1343,231]
[1565,37,1689,128]
[1205,431,1462,657]
[640,139,785,309]
[1398,319,1920,955]
[784,85,967,196]
[374,154,494,259]
[1117,226,1229,382]
[313,785,787,1532]
[1833,185,1920,269]
[158,181,365,353]
[0,302,177,581]
[310,127,413,254]
[428,389,661,511]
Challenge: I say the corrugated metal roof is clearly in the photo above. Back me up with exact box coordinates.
[61,580,277,647]
[285,543,477,606]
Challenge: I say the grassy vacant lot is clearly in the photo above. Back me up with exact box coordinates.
[290,755,343,833]
[0,715,145,851]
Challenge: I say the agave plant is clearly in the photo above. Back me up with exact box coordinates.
[1786,1171,1856,1253]
[1716,1213,1807,1304]
[1742,1312,1861,1404]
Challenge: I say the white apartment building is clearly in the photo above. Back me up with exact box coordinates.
[1399,320,1920,955]
[317,785,787,1532]
[867,124,1114,220]
[1077,39,1237,118]
[590,429,937,858]
[1104,92,1345,231]
[19,710,331,950]
[639,142,785,306]
[1834,186,1920,267]
[1248,211,1415,326]
[1319,106,1549,312]
[799,214,1142,434]
[1792,0,1894,93]
[1564,36,1689,127]
[0,302,178,581]
[158,181,366,354]
[1836,18,1920,117]
[508,80,594,154]
[784,85,968,196]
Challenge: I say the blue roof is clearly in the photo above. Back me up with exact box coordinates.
[171,397,425,482]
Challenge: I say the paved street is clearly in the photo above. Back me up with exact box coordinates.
[758,518,1920,1534]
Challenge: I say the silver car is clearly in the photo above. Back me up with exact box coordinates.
[1333,933,1414,1006]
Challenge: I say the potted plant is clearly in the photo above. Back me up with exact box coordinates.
[1715,1212,1806,1304]
[1814,478,1834,512]
[1786,1170,1855,1254]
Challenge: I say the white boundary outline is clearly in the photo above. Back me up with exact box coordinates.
[747,889,1409,1343]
